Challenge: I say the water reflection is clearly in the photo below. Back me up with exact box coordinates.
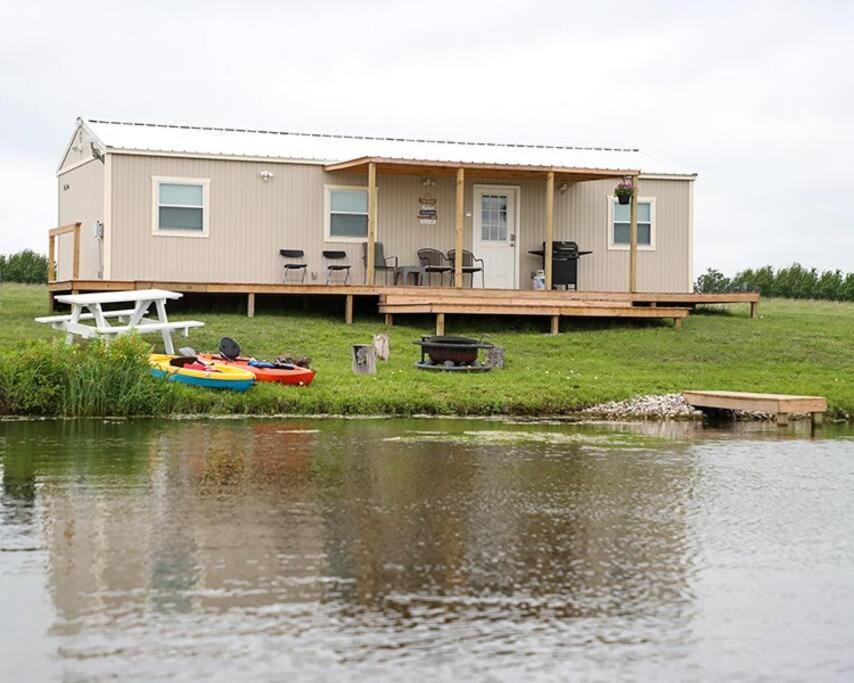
[1,418,852,680]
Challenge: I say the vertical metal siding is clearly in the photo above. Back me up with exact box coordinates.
[109,154,692,292]
[57,159,104,280]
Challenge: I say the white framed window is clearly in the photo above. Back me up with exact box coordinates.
[607,196,656,251]
[324,184,371,242]
[152,176,210,237]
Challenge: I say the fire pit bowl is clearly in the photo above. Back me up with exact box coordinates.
[414,335,494,366]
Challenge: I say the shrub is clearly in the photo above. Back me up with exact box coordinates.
[0,335,176,416]
[694,268,731,293]
[0,250,49,284]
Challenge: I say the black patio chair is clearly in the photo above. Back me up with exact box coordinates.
[323,250,351,285]
[417,248,453,287]
[279,249,308,283]
[362,242,398,285]
[446,249,485,288]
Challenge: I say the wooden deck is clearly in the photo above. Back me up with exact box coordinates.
[683,390,827,426]
[48,279,759,333]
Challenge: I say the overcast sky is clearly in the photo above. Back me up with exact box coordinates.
[1,0,852,276]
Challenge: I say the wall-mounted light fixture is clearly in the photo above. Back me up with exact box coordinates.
[559,183,569,193]
[421,177,436,188]
[62,183,71,191]
[259,170,275,181]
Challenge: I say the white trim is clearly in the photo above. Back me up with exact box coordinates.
[103,154,112,279]
[323,184,372,243]
[151,176,210,238]
[638,173,697,181]
[687,180,694,291]
[472,184,522,289]
[607,195,656,252]
[108,150,697,177]
[57,156,99,177]
[114,148,328,167]
[57,122,85,174]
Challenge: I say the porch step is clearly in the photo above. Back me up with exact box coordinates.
[379,300,690,319]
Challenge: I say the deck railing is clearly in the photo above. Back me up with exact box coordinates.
[48,222,81,282]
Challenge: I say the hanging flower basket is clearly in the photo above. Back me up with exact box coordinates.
[614,180,634,205]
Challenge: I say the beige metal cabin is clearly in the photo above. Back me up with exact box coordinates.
[55,118,696,294]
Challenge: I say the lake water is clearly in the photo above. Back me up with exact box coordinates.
[1,418,852,681]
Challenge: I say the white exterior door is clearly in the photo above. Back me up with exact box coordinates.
[473,185,519,289]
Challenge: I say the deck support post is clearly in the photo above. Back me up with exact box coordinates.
[750,301,758,319]
[384,313,393,326]
[776,413,789,427]
[629,176,638,293]
[345,294,354,324]
[366,162,377,285]
[247,292,255,318]
[545,171,555,290]
[436,312,445,335]
[674,317,682,330]
[811,411,823,428]
[454,167,465,288]
[550,315,559,335]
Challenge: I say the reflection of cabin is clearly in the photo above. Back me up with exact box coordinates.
[7,421,697,629]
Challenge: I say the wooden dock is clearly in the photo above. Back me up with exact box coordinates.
[48,279,759,332]
[683,390,827,426]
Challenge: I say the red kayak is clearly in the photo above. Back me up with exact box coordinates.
[198,354,315,386]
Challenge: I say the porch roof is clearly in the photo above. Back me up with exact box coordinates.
[324,156,640,182]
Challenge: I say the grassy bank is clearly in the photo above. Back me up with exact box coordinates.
[1,284,852,417]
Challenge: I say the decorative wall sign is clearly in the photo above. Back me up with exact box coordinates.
[418,195,437,225]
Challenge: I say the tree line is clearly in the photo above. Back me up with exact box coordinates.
[695,263,854,301]
[0,250,48,284]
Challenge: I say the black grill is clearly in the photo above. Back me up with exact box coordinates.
[533,241,591,290]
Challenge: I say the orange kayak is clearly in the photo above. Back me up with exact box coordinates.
[198,355,315,386]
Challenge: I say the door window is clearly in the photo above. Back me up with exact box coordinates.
[480,195,508,241]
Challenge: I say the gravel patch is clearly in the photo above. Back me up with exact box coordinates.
[581,393,783,421]
[581,394,702,420]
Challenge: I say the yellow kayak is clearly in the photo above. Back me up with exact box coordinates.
[149,354,256,391]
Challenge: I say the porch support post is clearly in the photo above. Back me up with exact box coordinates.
[48,234,56,282]
[454,167,465,287]
[366,161,377,286]
[72,221,81,280]
[629,175,639,293]
[545,171,555,290]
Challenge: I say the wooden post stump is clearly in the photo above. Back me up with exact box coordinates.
[549,315,559,335]
[373,333,389,361]
[750,301,759,319]
[345,294,354,324]
[247,293,255,318]
[486,346,505,369]
[352,344,376,375]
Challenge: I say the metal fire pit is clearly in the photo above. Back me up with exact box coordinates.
[414,335,494,371]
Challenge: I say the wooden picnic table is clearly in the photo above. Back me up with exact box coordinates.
[35,289,203,354]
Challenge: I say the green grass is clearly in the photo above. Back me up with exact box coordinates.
[1,283,851,417]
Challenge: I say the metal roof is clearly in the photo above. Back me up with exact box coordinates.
[81,118,693,176]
